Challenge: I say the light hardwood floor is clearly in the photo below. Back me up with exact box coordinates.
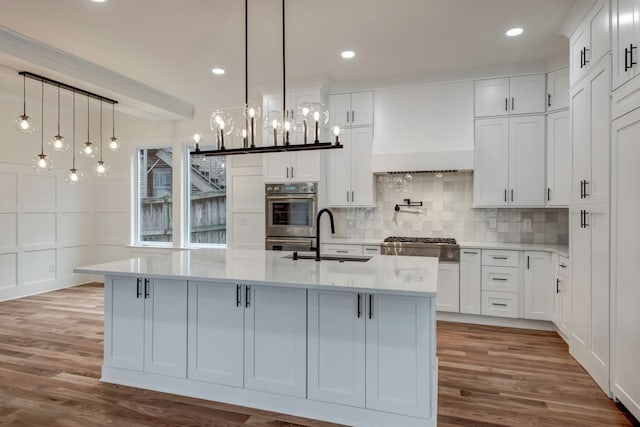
[0,283,636,427]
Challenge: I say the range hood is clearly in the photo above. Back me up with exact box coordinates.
[372,149,474,173]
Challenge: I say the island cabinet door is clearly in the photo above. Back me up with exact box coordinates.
[365,294,433,419]
[244,285,307,397]
[307,290,366,407]
[187,282,244,387]
[104,275,144,371]
[143,279,188,378]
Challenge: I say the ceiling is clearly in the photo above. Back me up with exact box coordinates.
[0,0,578,119]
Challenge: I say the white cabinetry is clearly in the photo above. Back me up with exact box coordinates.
[523,251,553,321]
[570,1,610,85]
[263,89,324,145]
[612,0,640,89]
[104,276,187,377]
[474,75,546,117]
[474,115,545,207]
[327,127,375,207]
[611,107,640,421]
[436,263,460,313]
[321,243,380,255]
[329,92,373,127]
[546,110,571,206]
[571,59,611,205]
[308,290,434,419]
[553,255,571,339]
[262,151,322,182]
[547,67,570,111]
[480,250,519,318]
[459,249,481,315]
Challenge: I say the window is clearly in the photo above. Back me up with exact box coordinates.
[138,148,173,243]
[189,153,226,244]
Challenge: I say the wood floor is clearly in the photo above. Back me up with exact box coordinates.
[0,284,636,427]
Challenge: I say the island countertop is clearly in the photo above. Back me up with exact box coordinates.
[75,248,439,297]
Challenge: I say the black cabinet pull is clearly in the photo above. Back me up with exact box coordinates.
[625,46,630,72]
[583,211,589,228]
[245,286,251,308]
[352,111,355,123]
[631,44,637,70]
[556,279,561,294]
[580,180,585,199]
[559,263,567,269]
[548,93,551,107]
[510,189,514,202]
[236,285,241,307]
[492,277,508,281]
[505,98,508,112]
[144,278,150,299]
[492,303,508,307]
[548,188,551,202]
[346,111,350,123]
[504,189,507,203]
[583,180,589,198]
[584,47,589,65]
[580,48,584,68]
[369,294,373,319]
[511,97,515,111]
[136,278,141,299]
[580,210,584,228]
[463,251,478,255]
[527,255,530,269]
[492,256,508,260]
[357,294,362,318]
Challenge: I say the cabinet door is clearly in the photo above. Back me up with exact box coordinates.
[307,290,365,407]
[613,0,640,89]
[263,152,291,182]
[327,136,350,206]
[291,90,323,143]
[552,258,562,327]
[560,272,572,337]
[588,61,611,205]
[571,22,589,84]
[349,127,375,206]
[460,249,481,315]
[587,1,611,69]
[546,110,571,206]
[329,93,351,125]
[187,282,244,387]
[436,263,460,312]
[473,118,509,206]
[547,68,570,111]
[611,108,640,420]
[366,294,433,419]
[103,276,144,371]
[244,285,307,397]
[508,115,545,206]
[144,279,188,378]
[474,78,509,117]
[570,207,591,362]
[523,251,553,321]
[350,91,373,126]
[291,151,321,182]
[509,74,546,115]
[571,81,590,204]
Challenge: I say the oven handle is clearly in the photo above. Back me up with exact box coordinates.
[266,194,317,201]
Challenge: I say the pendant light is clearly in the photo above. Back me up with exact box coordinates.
[95,101,109,176]
[66,91,82,184]
[108,102,120,151]
[14,74,36,133]
[81,94,95,157]
[33,81,52,171]
[48,85,68,151]
[242,0,260,149]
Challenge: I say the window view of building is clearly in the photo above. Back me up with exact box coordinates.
[189,154,226,244]
[138,148,174,243]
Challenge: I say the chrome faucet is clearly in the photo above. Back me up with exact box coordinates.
[315,208,335,261]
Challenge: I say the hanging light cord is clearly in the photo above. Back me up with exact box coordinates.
[99,102,103,162]
[86,95,90,142]
[57,85,61,135]
[72,92,76,169]
[282,0,286,123]
[23,74,27,115]
[245,0,248,107]
[40,81,44,154]
[112,102,115,138]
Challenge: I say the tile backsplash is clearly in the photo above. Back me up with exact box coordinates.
[331,172,568,244]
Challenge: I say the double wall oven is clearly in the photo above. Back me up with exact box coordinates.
[265,182,317,251]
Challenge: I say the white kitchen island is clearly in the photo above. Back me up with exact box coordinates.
[75,249,439,427]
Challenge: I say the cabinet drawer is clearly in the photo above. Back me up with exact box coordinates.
[612,77,640,120]
[321,244,362,255]
[362,245,380,255]
[482,250,519,267]
[482,267,519,292]
[557,256,570,279]
[482,291,518,318]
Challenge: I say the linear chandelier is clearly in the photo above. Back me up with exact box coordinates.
[191,0,343,157]
[16,71,120,182]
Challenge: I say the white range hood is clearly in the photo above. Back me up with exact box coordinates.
[371,80,475,173]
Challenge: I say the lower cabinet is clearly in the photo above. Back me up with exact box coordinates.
[187,282,307,397]
[459,249,482,315]
[435,263,460,312]
[552,255,571,338]
[104,275,188,377]
[308,289,433,419]
[523,251,553,321]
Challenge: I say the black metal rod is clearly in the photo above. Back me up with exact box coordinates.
[191,141,342,157]
[19,71,118,104]
[245,0,248,107]
[282,0,286,142]
[40,80,44,154]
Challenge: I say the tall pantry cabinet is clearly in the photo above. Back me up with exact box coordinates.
[568,0,611,397]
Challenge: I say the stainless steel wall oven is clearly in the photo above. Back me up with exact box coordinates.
[265,182,317,250]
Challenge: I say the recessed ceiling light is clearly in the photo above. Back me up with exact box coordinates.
[341,50,355,59]
[212,68,225,75]
[506,28,523,37]
[91,0,107,2]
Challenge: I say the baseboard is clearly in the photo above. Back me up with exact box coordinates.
[436,311,557,331]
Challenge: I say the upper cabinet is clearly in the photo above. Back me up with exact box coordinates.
[263,88,326,146]
[262,151,322,183]
[570,0,610,85]
[474,74,546,117]
[546,110,571,206]
[613,0,640,89]
[547,67,570,111]
[329,92,373,127]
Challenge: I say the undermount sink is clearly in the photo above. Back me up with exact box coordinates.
[282,253,372,263]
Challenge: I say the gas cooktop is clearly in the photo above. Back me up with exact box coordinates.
[381,236,459,261]
[383,236,457,244]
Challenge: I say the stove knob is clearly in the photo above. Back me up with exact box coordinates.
[301,185,307,191]
[267,186,272,192]
[274,186,280,192]
[308,184,315,192]
[447,250,454,259]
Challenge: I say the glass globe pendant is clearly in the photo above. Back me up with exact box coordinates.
[210,110,234,150]
[33,81,52,172]
[14,74,36,134]
[80,95,95,158]
[66,91,83,185]
[48,85,68,151]
[108,102,120,151]
[66,168,82,184]
[95,101,109,177]
[244,103,261,148]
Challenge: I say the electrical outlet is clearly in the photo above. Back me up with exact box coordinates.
[488,218,497,229]
[523,219,532,231]
[49,264,55,273]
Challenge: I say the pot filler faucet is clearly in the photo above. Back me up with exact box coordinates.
[315,208,335,261]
